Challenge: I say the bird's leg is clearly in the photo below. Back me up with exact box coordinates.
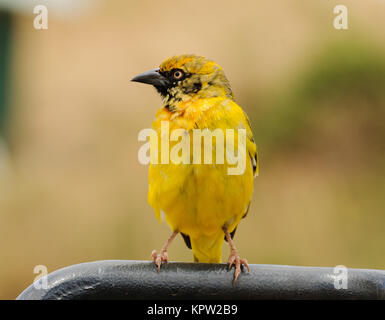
[151,230,178,272]
[223,226,250,285]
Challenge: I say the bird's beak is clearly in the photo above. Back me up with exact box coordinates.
[131,69,170,88]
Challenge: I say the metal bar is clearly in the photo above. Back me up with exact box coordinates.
[17,260,385,300]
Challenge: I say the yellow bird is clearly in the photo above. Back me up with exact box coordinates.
[132,54,258,283]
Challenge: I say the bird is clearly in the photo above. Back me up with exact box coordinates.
[132,54,258,284]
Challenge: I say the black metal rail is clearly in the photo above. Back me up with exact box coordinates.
[17,260,385,300]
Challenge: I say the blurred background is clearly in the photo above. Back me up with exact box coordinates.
[0,0,384,299]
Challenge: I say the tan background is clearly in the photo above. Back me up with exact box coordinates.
[0,0,384,299]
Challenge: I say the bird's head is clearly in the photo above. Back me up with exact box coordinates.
[132,54,233,111]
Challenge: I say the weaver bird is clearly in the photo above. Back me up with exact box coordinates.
[132,54,258,284]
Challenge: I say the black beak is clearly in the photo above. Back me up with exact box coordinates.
[131,69,170,88]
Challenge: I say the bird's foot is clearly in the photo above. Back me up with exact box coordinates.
[151,249,169,273]
[227,251,250,285]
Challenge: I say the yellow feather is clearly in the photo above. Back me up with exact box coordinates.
[148,96,256,262]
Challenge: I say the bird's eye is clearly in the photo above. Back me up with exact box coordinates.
[172,69,184,80]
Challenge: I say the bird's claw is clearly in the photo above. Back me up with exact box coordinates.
[227,252,249,285]
[151,249,169,273]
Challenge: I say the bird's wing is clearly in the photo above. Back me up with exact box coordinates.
[218,100,258,242]
[219,99,258,178]
[244,113,259,178]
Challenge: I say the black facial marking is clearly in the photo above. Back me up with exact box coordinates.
[159,69,191,86]
[156,68,197,108]
[183,80,202,94]
[155,85,169,97]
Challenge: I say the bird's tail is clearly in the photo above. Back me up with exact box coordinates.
[190,235,224,263]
